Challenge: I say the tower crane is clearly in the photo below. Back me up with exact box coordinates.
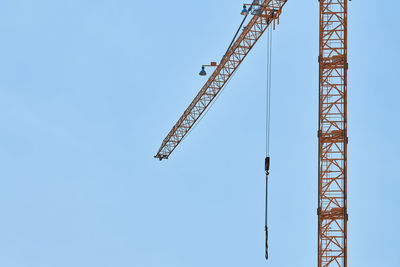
[155,1,349,266]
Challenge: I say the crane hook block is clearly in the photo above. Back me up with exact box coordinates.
[265,157,270,172]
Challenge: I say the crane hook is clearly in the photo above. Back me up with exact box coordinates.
[265,156,270,260]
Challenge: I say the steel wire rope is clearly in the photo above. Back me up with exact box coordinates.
[172,1,267,150]
[222,3,256,60]
[266,26,272,157]
[181,8,257,144]
[181,66,240,143]
[264,23,273,261]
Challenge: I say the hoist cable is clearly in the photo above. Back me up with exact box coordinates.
[266,26,272,157]
[265,24,273,261]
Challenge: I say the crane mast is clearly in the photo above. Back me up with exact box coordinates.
[154,0,287,160]
[318,0,348,266]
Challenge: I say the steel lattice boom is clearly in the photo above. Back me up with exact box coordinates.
[155,0,287,160]
[318,1,348,266]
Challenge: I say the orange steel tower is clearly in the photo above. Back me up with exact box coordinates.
[318,0,348,266]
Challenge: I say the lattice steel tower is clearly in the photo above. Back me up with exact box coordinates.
[318,0,348,266]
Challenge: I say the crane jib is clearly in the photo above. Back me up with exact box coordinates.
[154,0,287,160]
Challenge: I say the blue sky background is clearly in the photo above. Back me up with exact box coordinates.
[0,1,399,266]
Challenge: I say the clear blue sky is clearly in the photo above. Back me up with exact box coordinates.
[0,1,399,266]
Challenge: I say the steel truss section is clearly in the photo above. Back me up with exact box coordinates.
[318,0,348,266]
[155,0,287,160]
